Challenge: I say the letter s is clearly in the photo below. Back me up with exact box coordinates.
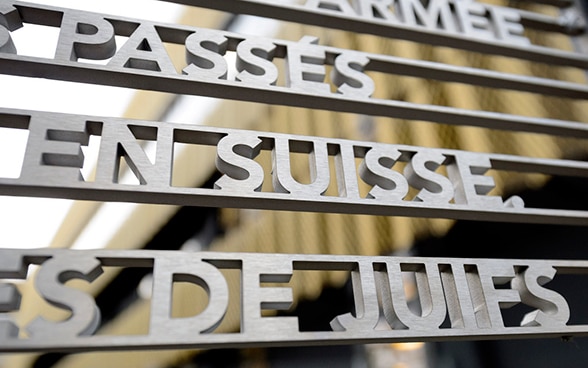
[214,132,264,192]
[27,255,103,338]
[512,264,570,327]
[359,145,408,201]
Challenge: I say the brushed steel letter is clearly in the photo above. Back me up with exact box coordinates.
[404,151,454,204]
[236,39,279,86]
[455,1,494,41]
[334,142,360,198]
[0,26,15,54]
[27,255,103,338]
[474,263,521,328]
[399,0,457,32]
[378,261,447,330]
[108,23,176,73]
[272,137,331,196]
[512,265,570,327]
[0,3,23,31]
[331,52,375,98]
[490,7,530,46]
[440,263,478,329]
[352,0,397,21]
[331,260,380,332]
[241,257,298,334]
[20,116,89,183]
[359,145,409,201]
[447,152,503,208]
[95,124,173,187]
[55,10,116,61]
[305,0,357,14]
[150,257,229,335]
[215,132,264,192]
[184,30,228,80]
[286,37,331,94]
[0,251,26,340]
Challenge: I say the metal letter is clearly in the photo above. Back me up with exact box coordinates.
[305,0,357,15]
[359,145,409,201]
[404,151,454,204]
[447,152,503,208]
[399,0,457,33]
[286,37,331,94]
[20,115,89,183]
[334,142,360,199]
[0,2,22,31]
[0,251,27,340]
[0,25,15,54]
[455,1,494,42]
[352,0,397,22]
[54,10,116,61]
[150,256,229,335]
[241,256,299,334]
[474,262,521,328]
[440,263,479,329]
[95,123,173,187]
[512,265,570,327]
[331,260,380,332]
[27,255,103,338]
[377,260,447,330]
[272,137,331,196]
[490,6,530,46]
[183,30,228,80]
[214,132,264,192]
[236,38,279,86]
[108,23,176,73]
[331,52,375,98]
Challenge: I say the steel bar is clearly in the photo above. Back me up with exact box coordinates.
[1,3,587,138]
[0,108,586,225]
[155,0,588,67]
[2,249,588,352]
[5,1,587,100]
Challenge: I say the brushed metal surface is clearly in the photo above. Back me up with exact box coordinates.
[0,248,586,352]
[1,2,588,138]
[0,108,586,225]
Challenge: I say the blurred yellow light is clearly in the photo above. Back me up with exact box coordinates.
[390,342,425,351]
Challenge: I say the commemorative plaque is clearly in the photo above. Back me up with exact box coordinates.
[0,0,587,356]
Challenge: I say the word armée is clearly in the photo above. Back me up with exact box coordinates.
[1,249,587,352]
[0,108,587,225]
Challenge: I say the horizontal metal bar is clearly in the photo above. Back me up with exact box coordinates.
[3,53,588,139]
[2,248,588,352]
[155,0,588,68]
[512,0,575,9]
[8,1,588,101]
[0,108,586,225]
[361,52,588,100]
[518,8,585,35]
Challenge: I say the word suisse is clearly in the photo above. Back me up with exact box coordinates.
[0,108,586,225]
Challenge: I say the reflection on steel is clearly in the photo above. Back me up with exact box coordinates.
[1,248,587,352]
[157,0,588,65]
[2,2,588,137]
[1,108,587,225]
